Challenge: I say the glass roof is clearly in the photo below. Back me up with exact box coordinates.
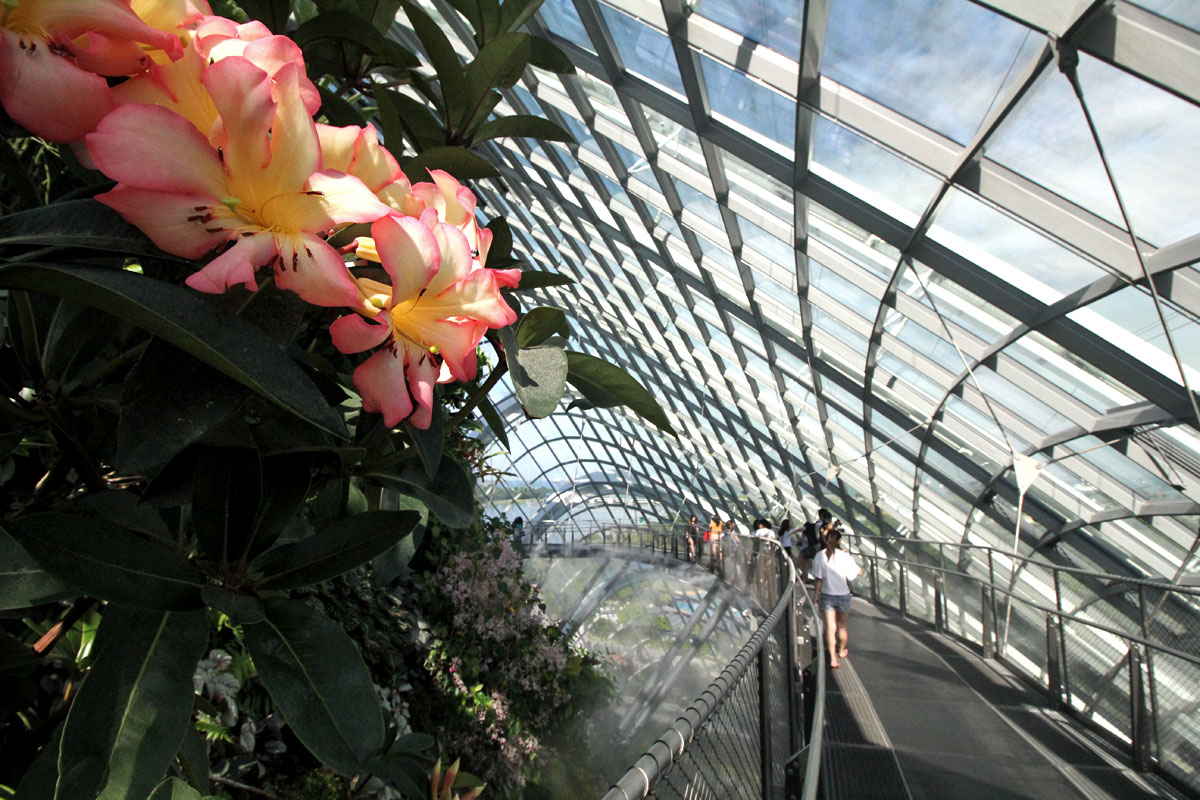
[395,0,1200,588]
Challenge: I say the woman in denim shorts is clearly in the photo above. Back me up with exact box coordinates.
[811,526,861,669]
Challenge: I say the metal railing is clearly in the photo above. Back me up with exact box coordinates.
[846,533,1200,796]
[523,524,825,800]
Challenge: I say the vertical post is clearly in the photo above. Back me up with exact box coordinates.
[785,590,802,757]
[1046,614,1064,709]
[1053,570,1071,709]
[870,558,879,604]
[1130,643,1152,771]
[935,571,946,634]
[758,644,772,800]
[898,563,908,616]
[981,585,995,658]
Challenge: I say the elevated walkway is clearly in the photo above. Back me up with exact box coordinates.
[825,598,1181,800]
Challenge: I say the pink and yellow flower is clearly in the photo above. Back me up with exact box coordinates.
[330,213,519,429]
[0,0,183,141]
[87,56,391,307]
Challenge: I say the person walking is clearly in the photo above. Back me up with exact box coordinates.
[684,515,700,560]
[811,525,860,669]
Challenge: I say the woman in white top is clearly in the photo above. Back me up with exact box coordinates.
[810,526,861,669]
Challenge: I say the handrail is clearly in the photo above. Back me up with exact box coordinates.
[845,533,1200,796]
[527,525,823,800]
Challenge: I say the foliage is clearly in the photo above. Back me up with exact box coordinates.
[0,0,665,797]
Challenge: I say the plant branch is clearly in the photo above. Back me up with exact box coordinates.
[72,339,149,392]
[446,355,508,431]
[209,775,282,799]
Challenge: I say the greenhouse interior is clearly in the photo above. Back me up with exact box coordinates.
[1,0,1198,798]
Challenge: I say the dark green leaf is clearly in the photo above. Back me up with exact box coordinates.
[117,338,250,472]
[499,0,544,32]
[233,0,289,32]
[201,586,265,626]
[402,146,500,180]
[373,86,412,163]
[443,0,483,38]
[565,351,676,435]
[392,732,435,753]
[460,90,504,141]
[478,395,509,449]
[14,721,63,800]
[371,524,422,585]
[245,598,384,775]
[0,199,174,258]
[478,0,501,40]
[464,34,530,111]
[484,215,514,261]
[403,1,468,123]
[484,113,574,146]
[515,270,574,289]
[56,607,208,800]
[42,299,117,383]
[528,36,574,72]
[473,113,573,144]
[364,456,474,528]
[293,12,421,67]
[517,306,567,348]
[406,406,444,479]
[248,453,316,559]
[3,513,205,610]
[176,722,210,794]
[0,631,38,677]
[77,490,172,541]
[148,778,203,800]
[0,529,74,610]
[0,264,348,438]
[192,446,262,565]
[316,84,367,127]
[254,510,419,589]
[365,757,426,799]
[379,89,449,154]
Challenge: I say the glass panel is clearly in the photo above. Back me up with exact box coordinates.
[1070,286,1200,387]
[929,188,1108,300]
[811,116,942,226]
[692,0,802,59]
[598,5,687,97]
[699,52,795,154]
[822,0,1036,144]
[539,0,595,52]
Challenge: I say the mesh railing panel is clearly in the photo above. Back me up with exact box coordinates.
[1150,648,1200,790]
[1061,616,1131,737]
[905,563,936,624]
[943,571,982,645]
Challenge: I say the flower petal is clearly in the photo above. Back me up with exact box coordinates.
[372,215,440,303]
[185,231,274,294]
[406,353,439,429]
[203,55,275,177]
[67,31,152,76]
[87,102,226,195]
[354,348,413,428]
[95,185,226,258]
[316,124,361,174]
[426,269,518,329]
[330,313,391,355]
[423,222,473,296]
[32,0,183,60]
[112,44,218,139]
[424,318,484,383]
[0,31,115,142]
[272,171,393,231]
[272,233,360,308]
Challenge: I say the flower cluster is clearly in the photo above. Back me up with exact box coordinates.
[2,0,517,428]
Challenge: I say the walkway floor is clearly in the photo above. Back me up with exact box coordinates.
[821,599,1181,800]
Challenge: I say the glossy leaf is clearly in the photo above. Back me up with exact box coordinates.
[3,513,205,611]
[517,306,568,348]
[0,529,74,610]
[502,327,567,418]
[14,722,63,800]
[443,0,483,37]
[515,270,574,289]
[528,36,574,72]
[292,12,420,68]
[56,607,208,800]
[464,33,530,104]
[76,490,172,541]
[42,299,119,383]
[364,456,475,528]
[484,215,514,261]
[117,338,250,472]
[176,723,210,794]
[403,146,500,180]
[245,598,385,775]
[234,0,290,33]
[0,137,39,209]
[473,114,573,144]
[0,199,175,259]
[317,85,367,128]
[499,0,544,32]
[377,88,448,154]
[192,446,262,565]
[148,778,203,800]
[201,586,265,626]
[478,395,509,449]
[0,264,348,438]
[406,406,444,479]
[565,351,676,435]
[254,510,420,589]
[247,453,316,559]
[365,757,426,800]
[403,1,468,123]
